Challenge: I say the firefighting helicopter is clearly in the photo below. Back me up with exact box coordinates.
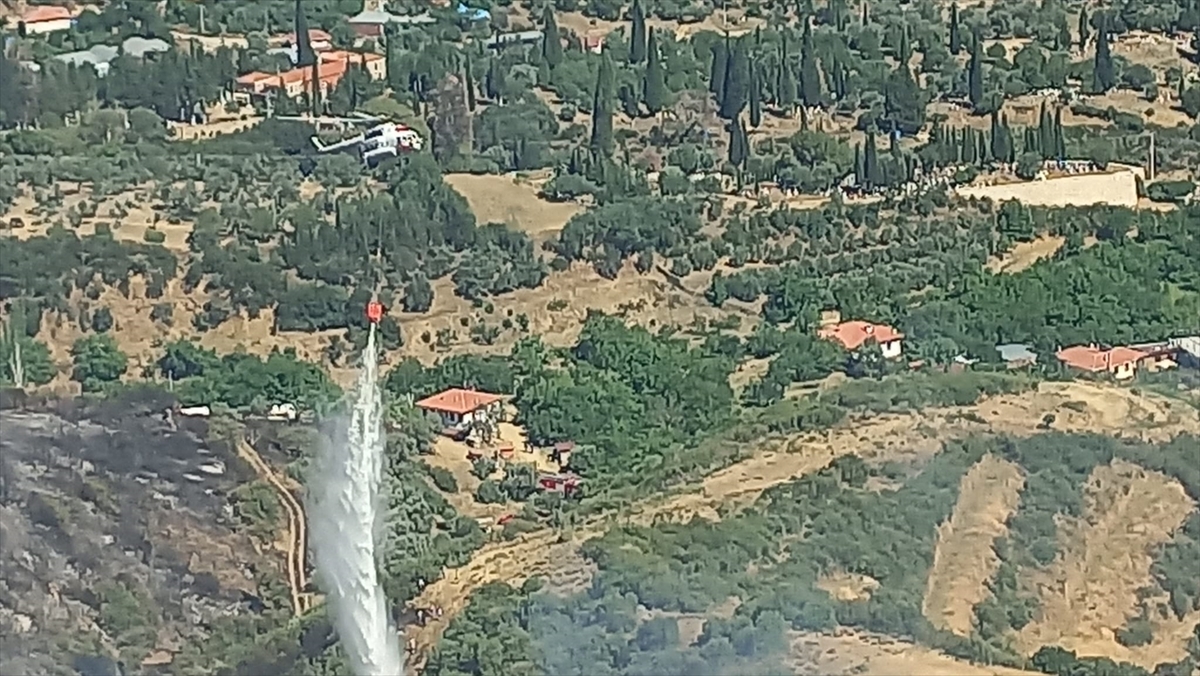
[311,121,424,167]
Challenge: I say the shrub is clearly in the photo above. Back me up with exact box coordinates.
[428,466,458,493]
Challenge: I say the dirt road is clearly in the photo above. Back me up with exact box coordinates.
[402,381,1200,670]
[235,437,313,615]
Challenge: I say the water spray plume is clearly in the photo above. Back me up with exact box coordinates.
[309,325,404,676]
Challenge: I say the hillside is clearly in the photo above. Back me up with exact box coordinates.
[0,390,279,675]
[420,417,1200,676]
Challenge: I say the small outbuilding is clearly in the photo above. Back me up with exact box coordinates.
[995,343,1038,369]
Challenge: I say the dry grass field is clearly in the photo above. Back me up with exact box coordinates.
[923,455,1026,636]
[443,172,582,239]
[957,168,1141,208]
[1015,461,1199,669]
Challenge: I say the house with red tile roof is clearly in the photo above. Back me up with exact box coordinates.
[415,388,504,429]
[818,320,905,359]
[1055,344,1147,380]
[234,51,385,100]
[14,5,75,35]
[280,29,333,52]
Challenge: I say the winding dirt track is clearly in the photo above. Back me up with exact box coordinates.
[235,437,312,616]
[402,381,1200,672]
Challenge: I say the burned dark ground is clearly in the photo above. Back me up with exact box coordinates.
[0,387,280,675]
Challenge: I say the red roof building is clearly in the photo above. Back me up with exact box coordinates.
[1056,345,1146,380]
[15,5,74,35]
[282,29,333,51]
[234,51,386,99]
[415,388,504,428]
[818,320,905,358]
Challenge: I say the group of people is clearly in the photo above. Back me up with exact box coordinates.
[401,576,444,657]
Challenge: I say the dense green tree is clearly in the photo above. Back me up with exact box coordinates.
[293,0,316,67]
[1078,6,1091,51]
[748,60,763,128]
[464,52,477,112]
[485,57,506,102]
[863,132,882,188]
[728,117,748,168]
[404,274,434,313]
[71,334,127,392]
[710,39,728,103]
[719,39,750,120]
[590,54,615,155]
[629,0,647,64]
[542,7,563,67]
[642,28,668,115]
[799,21,823,107]
[883,62,925,134]
[1093,14,1116,93]
[968,30,984,111]
[949,5,962,55]
[1,316,55,387]
[777,57,798,115]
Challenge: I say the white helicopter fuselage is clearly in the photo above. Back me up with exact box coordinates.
[311,122,424,165]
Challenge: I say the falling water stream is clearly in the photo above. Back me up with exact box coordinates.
[309,324,403,676]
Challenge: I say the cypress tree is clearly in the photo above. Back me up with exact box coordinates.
[777,59,798,115]
[294,0,316,67]
[836,0,849,30]
[1092,14,1115,93]
[949,5,961,55]
[799,20,823,107]
[962,127,977,164]
[799,103,809,130]
[832,61,848,100]
[618,83,640,117]
[464,51,477,112]
[542,7,563,68]
[719,39,750,120]
[590,54,615,155]
[309,58,320,115]
[898,25,911,65]
[778,33,789,86]
[709,40,728,102]
[643,28,668,114]
[1053,107,1066,159]
[384,25,400,91]
[728,116,747,167]
[989,110,1005,161]
[1056,19,1072,52]
[749,60,763,128]
[629,0,647,64]
[1002,114,1016,162]
[968,29,984,111]
[862,2,870,26]
[977,128,989,163]
[1077,6,1090,52]
[853,144,864,185]
[485,57,505,102]
[864,132,882,188]
[1038,101,1054,159]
